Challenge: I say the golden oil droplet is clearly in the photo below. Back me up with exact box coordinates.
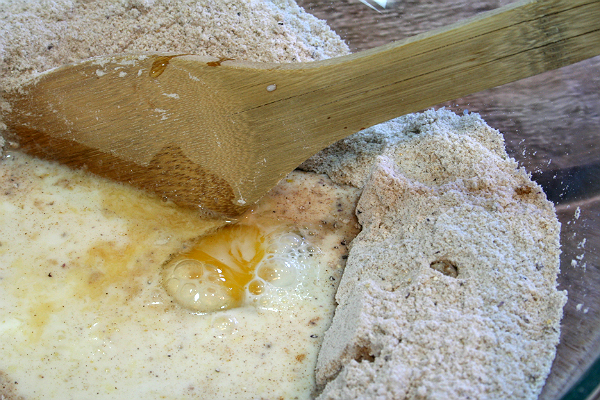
[149,55,178,78]
[248,279,264,295]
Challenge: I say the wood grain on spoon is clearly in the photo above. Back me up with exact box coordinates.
[3,0,600,216]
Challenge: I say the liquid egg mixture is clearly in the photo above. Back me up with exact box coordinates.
[0,152,360,399]
[164,225,317,313]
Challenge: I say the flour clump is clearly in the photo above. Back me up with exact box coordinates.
[302,109,566,400]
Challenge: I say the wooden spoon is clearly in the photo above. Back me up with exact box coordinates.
[3,0,600,216]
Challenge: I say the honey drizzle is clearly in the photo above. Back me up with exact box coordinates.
[206,57,233,67]
[149,55,234,78]
[149,55,182,78]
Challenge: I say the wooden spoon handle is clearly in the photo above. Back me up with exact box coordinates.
[213,0,600,209]
[257,0,600,154]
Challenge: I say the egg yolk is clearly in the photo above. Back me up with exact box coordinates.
[163,223,310,313]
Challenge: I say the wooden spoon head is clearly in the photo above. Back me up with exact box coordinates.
[3,53,295,216]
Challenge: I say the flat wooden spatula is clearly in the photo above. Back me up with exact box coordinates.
[3,0,600,216]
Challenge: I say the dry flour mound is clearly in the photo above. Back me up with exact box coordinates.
[302,109,566,400]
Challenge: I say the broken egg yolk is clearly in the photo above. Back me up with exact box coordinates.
[163,223,312,313]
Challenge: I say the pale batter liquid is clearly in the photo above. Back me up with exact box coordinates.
[0,151,360,399]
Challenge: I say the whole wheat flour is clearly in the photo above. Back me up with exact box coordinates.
[301,109,567,399]
[0,1,566,399]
